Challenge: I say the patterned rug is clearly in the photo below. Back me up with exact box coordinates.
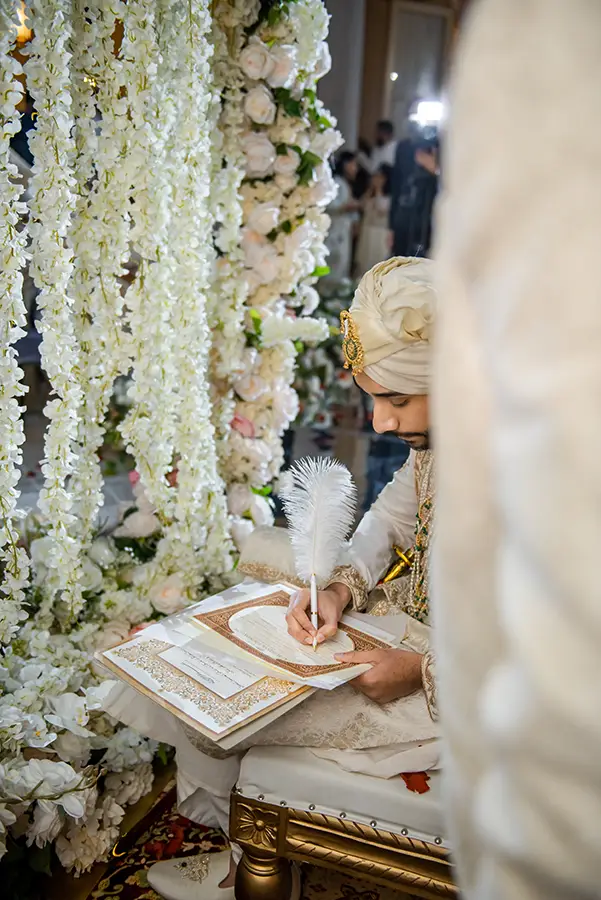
[88,786,416,900]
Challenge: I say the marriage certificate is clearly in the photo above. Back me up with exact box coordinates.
[97,579,397,747]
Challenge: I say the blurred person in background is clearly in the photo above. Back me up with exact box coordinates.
[389,129,439,258]
[356,163,393,276]
[369,119,397,172]
[326,150,362,280]
[434,1,601,898]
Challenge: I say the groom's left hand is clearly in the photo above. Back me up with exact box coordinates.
[334,648,423,704]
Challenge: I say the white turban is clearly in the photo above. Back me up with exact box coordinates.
[341,256,436,395]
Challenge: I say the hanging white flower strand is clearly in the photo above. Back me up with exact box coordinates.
[208,0,259,460]
[0,1,30,643]
[118,0,180,519]
[153,0,234,586]
[68,0,132,544]
[25,0,84,616]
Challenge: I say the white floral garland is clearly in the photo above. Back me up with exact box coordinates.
[25,0,84,616]
[117,0,180,520]
[147,0,234,589]
[0,3,30,647]
[219,0,341,545]
[68,0,132,544]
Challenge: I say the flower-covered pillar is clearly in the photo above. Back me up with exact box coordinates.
[212,0,342,547]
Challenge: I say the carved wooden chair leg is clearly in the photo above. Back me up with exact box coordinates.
[235,847,292,900]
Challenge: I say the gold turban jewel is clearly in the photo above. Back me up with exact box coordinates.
[340,309,364,374]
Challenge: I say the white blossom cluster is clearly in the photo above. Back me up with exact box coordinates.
[0,3,30,644]
[216,0,342,547]
[68,0,133,545]
[25,0,84,615]
[117,0,180,520]
[145,0,235,591]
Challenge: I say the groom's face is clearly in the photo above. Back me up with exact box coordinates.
[354,371,430,451]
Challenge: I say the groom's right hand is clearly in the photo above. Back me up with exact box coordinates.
[286,584,351,646]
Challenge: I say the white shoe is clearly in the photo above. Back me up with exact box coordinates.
[146,851,233,900]
[146,851,301,900]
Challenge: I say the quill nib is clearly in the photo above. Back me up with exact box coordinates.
[312,635,317,652]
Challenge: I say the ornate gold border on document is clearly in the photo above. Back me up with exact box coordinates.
[192,591,389,678]
[106,638,306,735]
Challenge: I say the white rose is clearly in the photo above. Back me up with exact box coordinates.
[310,164,338,206]
[244,85,276,125]
[250,493,274,526]
[242,132,276,177]
[95,621,130,651]
[87,537,116,568]
[246,202,280,236]
[285,222,313,252]
[272,385,300,432]
[255,249,280,284]
[314,42,332,80]
[242,230,280,284]
[113,510,161,539]
[227,484,254,518]
[235,373,269,402]
[310,128,342,160]
[230,517,254,552]
[241,228,268,266]
[132,481,155,516]
[274,147,300,177]
[240,37,275,81]
[266,45,298,88]
[275,173,298,194]
[149,574,187,615]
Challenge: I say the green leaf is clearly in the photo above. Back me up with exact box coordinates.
[267,5,280,25]
[294,340,304,353]
[251,485,272,497]
[276,143,289,156]
[157,743,172,766]
[311,265,330,278]
[303,151,322,168]
[281,219,292,234]
[266,228,278,243]
[284,98,303,118]
[248,308,262,335]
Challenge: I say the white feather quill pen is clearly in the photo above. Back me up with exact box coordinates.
[280,457,357,649]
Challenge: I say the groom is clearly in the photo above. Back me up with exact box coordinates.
[107,256,440,898]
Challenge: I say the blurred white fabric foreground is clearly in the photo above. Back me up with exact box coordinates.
[434,1,601,898]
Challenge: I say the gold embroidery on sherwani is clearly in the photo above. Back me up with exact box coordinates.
[326,564,369,611]
[421,651,438,721]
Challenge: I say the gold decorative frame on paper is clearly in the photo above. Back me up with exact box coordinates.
[192,591,390,679]
[230,792,457,900]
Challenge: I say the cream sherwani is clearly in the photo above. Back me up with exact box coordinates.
[434,0,601,897]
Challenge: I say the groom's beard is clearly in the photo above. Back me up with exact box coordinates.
[398,431,430,451]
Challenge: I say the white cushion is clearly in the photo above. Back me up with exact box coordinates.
[238,746,448,849]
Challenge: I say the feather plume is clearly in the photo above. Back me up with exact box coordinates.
[280,457,357,588]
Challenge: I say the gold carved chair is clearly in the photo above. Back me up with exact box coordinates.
[230,746,457,899]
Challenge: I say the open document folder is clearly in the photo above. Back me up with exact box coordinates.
[97,580,398,749]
